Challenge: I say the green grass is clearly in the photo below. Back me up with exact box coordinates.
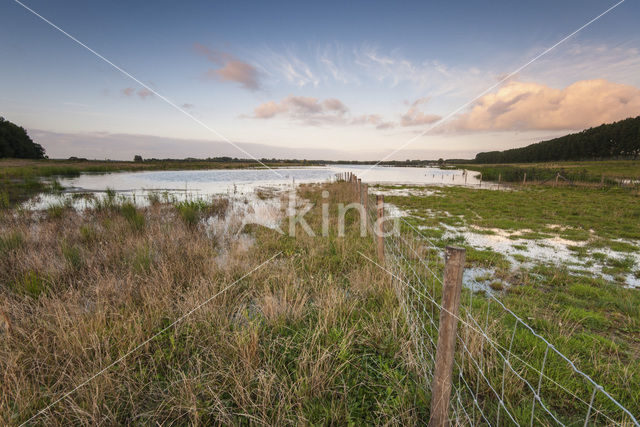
[174,198,229,227]
[461,160,640,184]
[384,182,640,419]
[120,202,145,232]
[0,231,23,254]
[387,185,640,243]
[61,242,84,270]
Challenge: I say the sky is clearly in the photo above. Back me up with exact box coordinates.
[1,0,640,161]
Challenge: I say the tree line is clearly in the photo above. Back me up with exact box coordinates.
[0,117,46,159]
[474,116,640,164]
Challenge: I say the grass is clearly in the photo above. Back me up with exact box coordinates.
[2,175,639,424]
[0,182,426,425]
[120,201,146,232]
[461,160,640,185]
[174,198,229,227]
[382,182,640,422]
[389,185,640,242]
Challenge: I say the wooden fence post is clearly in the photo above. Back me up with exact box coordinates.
[357,178,361,202]
[523,173,527,185]
[362,183,368,230]
[555,172,559,187]
[376,195,384,262]
[429,246,466,427]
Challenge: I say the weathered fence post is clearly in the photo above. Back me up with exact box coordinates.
[498,173,501,189]
[429,246,466,427]
[555,172,559,187]
[362,183,368,230]
[357,178,362,202]
[523,172,527,185]
[376,195,384,262]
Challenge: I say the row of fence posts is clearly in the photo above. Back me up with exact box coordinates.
[495,171,638,189]
[338,172,466,427]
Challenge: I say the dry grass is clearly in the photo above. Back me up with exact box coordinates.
[0,183,426,425]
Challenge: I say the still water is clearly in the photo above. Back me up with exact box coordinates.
[62,164,479,193]
[25,164,482,209]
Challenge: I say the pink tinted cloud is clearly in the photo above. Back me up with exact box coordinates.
[401,97,441,126]
[137,88,154,100]
[252,95,346,124]
[251,96,395,129]
[195,43,262,91]
[449,79,640,131]
[122,87,154,100]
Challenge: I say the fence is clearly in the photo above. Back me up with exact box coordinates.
[465,167,640,190]
[336,172,639,426]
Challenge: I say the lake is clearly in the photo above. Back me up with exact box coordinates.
[24,164,483,209]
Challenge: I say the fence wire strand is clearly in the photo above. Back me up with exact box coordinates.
[343,176,639,427]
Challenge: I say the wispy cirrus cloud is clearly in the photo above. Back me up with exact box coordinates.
[447,79,640,132]
[194,43,262,91]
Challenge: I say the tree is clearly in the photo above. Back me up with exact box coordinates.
[474,116,640,163]
[0,117,46,159]
[134,155,143,163]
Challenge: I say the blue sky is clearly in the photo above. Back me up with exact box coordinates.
[1,0,639,160]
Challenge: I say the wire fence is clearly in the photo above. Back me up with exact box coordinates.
[337,172,639,426]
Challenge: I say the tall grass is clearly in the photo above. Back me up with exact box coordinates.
[0,183,423,425]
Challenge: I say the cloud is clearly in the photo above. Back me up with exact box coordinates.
[137,88,154,100]
[351,114,395,129]
[122,87,155,100]
[251,95,348,125]
[250,95,395,129]
[401,97,442,126]
[448,79,640,131]
[195,43,262,91]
